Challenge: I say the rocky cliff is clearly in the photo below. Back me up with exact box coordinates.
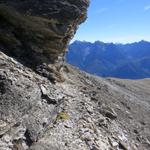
[0,0,150,150]
[0,0,89,81]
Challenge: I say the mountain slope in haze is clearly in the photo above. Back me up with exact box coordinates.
[109,57,150,79]
[66,40,150,79]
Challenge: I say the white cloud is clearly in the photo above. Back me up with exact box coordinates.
[144,5,150,11]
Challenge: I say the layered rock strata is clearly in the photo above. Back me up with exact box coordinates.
[0,0,89,81]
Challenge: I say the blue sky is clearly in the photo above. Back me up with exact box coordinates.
[73,0,150,43]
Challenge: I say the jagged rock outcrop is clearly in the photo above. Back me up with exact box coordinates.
[0,0,89,81]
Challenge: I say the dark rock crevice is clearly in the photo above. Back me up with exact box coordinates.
[24,129,34,148]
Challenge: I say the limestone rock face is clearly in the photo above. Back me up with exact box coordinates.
[0,0,89,66]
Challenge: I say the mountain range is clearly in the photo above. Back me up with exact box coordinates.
[66,40,150,79]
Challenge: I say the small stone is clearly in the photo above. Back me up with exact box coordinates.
[64,121,73,128]
[91,97,98,101]
[81,131,93,141]
[108,137,118,147]
[105,111,117,119]
[112,141,118,147]
[2,135,11,143]
[86,105,93,114]
[98,118,107,128]
[0,120,7,128]
[104,107,117,120]
[40,85,47,95]
[119,141,128,150]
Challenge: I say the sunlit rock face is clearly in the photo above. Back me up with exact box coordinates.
[0,0,89,66]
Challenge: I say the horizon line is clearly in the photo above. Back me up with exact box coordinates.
[71,39,150,45]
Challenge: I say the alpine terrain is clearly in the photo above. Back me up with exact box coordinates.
[0,1,150,150]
